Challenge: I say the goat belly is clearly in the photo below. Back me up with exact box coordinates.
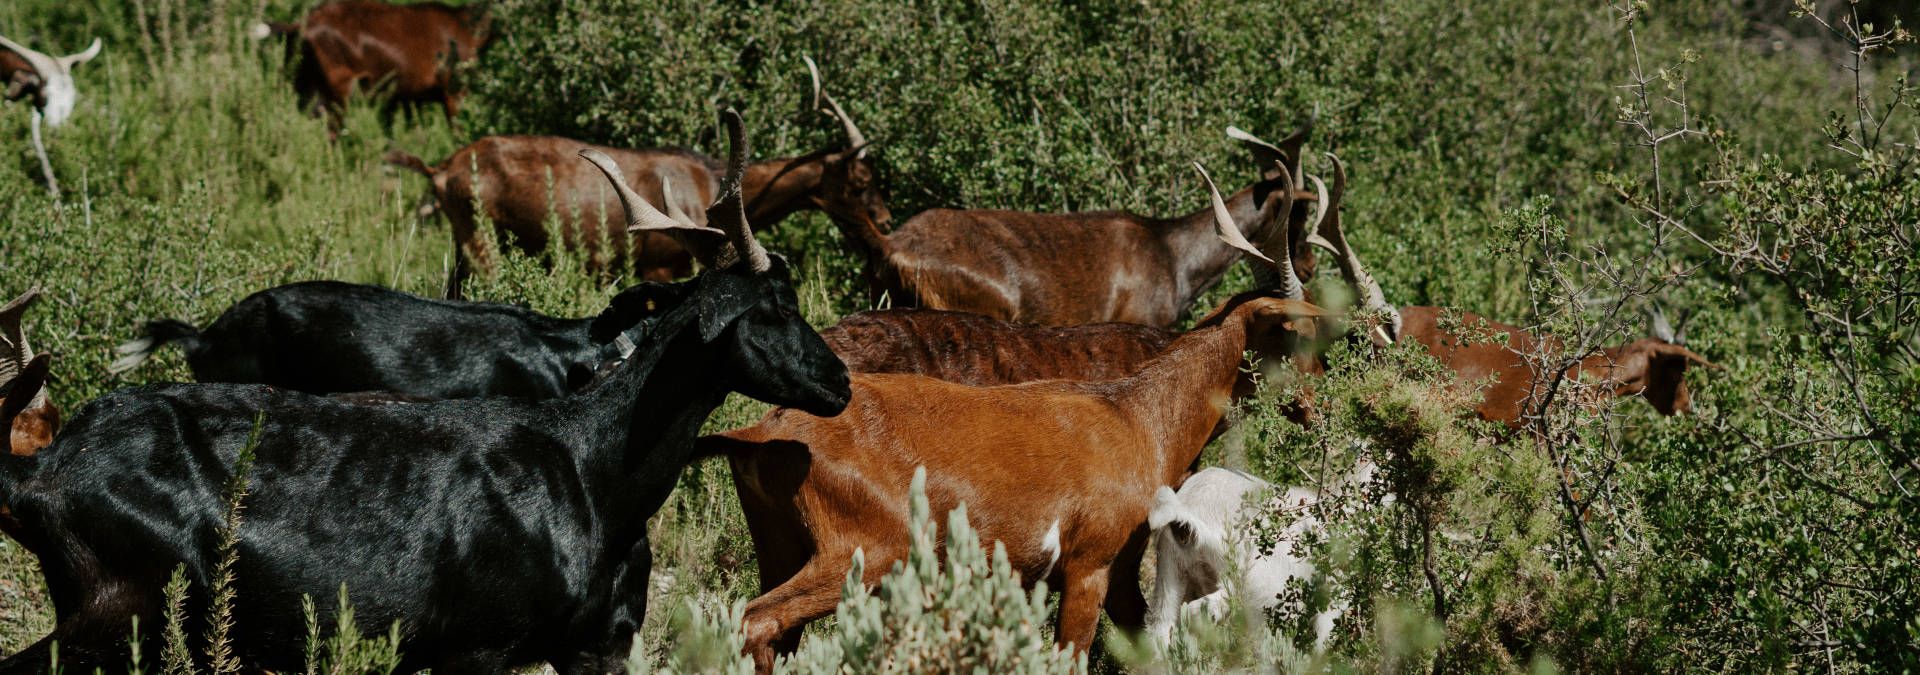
[12,384,632,667]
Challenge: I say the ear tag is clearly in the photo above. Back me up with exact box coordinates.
[614,333,637,359]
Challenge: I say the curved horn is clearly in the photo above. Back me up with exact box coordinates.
[0,35,60,81]
[1306,172,1330,244]
[803,56,868,158]
[1198,162,1302,300]
[0,288,42,393]
[1195,162,1273,265]
[59,38,101,69]
[658,174,693,225]
[710,108,771,273]
[579,149,724,264]
[1316,153,1400,341]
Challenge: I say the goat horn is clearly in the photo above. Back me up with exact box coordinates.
[1317,153,1399,341]
[1194,162,1274,265]
[658,174,693,225]
[1199,162,1305,301]
[59,38,101,70]
[711,108,771,273]
[804,56,868,159]
[579,147,721,239]
[1304,170,1329,253]
[0,287,42,388]
[0,35,60,82]
[803,55,824,118]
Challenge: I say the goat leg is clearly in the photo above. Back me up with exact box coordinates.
[29,111,58,201]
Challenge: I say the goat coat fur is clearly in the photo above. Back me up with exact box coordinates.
[1147,464,1375,649]
[702,292,1329,671]
[109,280,655,400]
[0,261,851,674]
[820,309,1176,386]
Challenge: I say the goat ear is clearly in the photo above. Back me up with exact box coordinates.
[1167,520,1197,547]
[1,354,50,430]
[590,283,687,343]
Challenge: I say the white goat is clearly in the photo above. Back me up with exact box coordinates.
[1146,462,1376,649]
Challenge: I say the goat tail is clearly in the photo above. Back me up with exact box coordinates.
[108,319,200,375]
[384,150,438,179]
[248,21,299,41]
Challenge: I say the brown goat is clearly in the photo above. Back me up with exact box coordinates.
[1396,306,1715,427]
[705,187,1322,669]
[390,59,888,298]
[1301,155,1716,426]
[254,0,491,128]
[705,291,1328,670]
[837,125,1320,327]
[820,309,1175,386]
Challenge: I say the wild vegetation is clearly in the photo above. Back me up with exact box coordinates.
[0,0,1915,671]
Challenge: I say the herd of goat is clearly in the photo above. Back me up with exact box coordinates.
[0,2,1718,673]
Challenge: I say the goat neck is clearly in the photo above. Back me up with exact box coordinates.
[1158,182,1289,311]
[741,154,827,225]
[1115,294,1323,485]
[558,283,724,518]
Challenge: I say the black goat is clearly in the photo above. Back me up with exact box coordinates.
[0,109,850,673]
[109,281,655,400]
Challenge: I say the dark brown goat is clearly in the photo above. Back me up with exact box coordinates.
[254,1,491,127]
[1302,155,1716,426]
[1396,306,1716,427]
[820,309,1175,386]
[837,125,1321,328]
[390,59,889,298]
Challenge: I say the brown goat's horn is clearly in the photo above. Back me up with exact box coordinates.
[0,35,60,85]
[710,108,772,273]
[804,56,869,159]
[1198,162,1303,300]
[1314,153,1400,342]
[579,149,725,264]
[658,174,693,226]
[0,287,42,395]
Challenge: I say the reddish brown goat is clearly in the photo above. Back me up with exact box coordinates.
[820,309,1175,386]
[1396,306,1715,427]
[390,59,889,298]
[255,1,491,128]
[839,125,1321,328]
[1298,155,1718,427]
[705,291,1328,670]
